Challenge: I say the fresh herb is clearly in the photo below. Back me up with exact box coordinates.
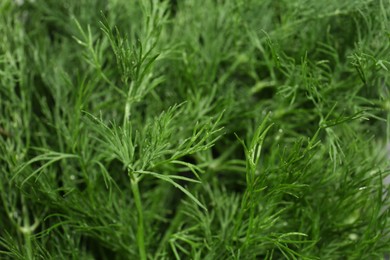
[1,0,389,259]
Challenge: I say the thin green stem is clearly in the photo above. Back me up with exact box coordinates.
[129,171,146,260]
[232,188,250,242]
[21,196,33,260]
[155,207,184,258]
[123,82,135,127]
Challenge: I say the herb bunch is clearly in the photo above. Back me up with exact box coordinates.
[1,0,389,259]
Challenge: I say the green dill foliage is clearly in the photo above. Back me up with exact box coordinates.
[1,0,390,259]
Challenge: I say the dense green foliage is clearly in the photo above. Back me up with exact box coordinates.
[1,0,390,259]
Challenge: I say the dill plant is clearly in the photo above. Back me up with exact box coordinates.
[0,0,389,259]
